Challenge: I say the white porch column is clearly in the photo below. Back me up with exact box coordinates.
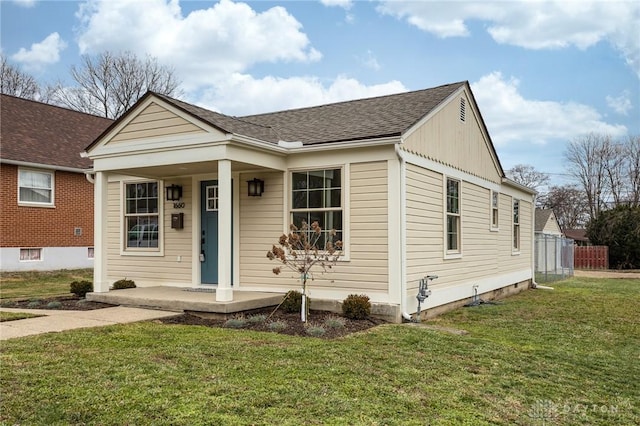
[93,171,109,292]
[216,159,233,301]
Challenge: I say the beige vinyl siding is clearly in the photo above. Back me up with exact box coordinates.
[238,171,286,287]
[109,102,206,143]
[239,161,389,293]
[105,178,192,285]
[405,163,531,293]
[403,92,501,184]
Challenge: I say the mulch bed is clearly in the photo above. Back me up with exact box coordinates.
[0,296,115,311]
[1,297,385,339]
[160,308,387,339]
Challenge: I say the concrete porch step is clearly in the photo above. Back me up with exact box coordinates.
[87,287,284,315]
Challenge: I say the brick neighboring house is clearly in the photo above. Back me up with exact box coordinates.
[1,94,112,271]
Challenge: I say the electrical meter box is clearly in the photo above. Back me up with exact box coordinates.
[171,213,184,229]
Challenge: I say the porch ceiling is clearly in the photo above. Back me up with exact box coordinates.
[108,160,269,179]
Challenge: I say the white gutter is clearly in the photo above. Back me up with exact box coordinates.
[1,159,89,174]
[85,171,95,184]
[395,144,413,321]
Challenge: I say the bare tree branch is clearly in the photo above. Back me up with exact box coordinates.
[51,51,181,119]
[506,164,550,192]
[0,55,40,99]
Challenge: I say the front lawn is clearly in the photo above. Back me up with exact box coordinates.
[0,269,92,300]
[0,311,43,322]
[1,277,638,425]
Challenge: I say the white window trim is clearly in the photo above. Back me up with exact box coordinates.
[19,248,43,262]
[120,180,164,257]
[490,190,499,231]
[17,168,55,207]
[287,165,349,261]
[512,197,521,255]
[444,176,462,259]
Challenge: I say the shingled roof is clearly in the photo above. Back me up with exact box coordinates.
[149,81,466,146]
[1,94,112,170]
[535,209,555,232]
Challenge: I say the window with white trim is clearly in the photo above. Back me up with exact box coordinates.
[513,199,520,251]
[124,181,160,249]
[291,168,343,249]
[446,178,461,253]
[18,169,54,205]
[491,191,499,229]
[20,248,42,261]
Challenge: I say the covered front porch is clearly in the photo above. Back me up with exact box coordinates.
[87,287,285,316]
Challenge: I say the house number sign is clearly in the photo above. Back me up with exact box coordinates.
[173,202,186,209]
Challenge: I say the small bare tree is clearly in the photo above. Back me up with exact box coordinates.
[565,133,610,221]
[624,135,640,207]
[51,51,181,119]
[542,184,590,230]
[0,55,40,99]
[506,164,550,192]
[267,221,342,322]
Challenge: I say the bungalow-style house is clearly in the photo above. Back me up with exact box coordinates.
[83,81,535,322]
[0,94,112,271]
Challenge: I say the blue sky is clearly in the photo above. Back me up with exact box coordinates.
[2,0,639,186]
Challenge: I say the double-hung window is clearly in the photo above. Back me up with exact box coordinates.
[446,178,461,254]
[124,181,160,249]
[513,199,520,251]
[491,191,499,229]
[291,168,343,249]
[18,169,54,206]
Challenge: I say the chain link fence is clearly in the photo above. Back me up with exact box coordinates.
[535,233,574,283]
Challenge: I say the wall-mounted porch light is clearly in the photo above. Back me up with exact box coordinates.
[166,184,183,201]
[247,178,264,197]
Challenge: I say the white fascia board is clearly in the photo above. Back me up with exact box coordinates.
[1,159,89,174]
[287,136,400,153]
[502,177,537,196]
[88,133,231,159]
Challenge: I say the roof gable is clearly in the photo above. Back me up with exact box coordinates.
[0,94,112,170]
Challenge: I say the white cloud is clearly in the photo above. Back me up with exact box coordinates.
[606,90,633,116]
[471,72,627,147]
[361,50,380,70]
[75,0,322,90]
[320,0,353,9]
[13,0,36,8]
[377,0,640,77]
[193,73,407,116]
[11,32,67,69]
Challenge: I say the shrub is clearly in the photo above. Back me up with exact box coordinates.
[247,314,267,324]
[280,290,311,314]
[342,294,371,320]
[587,205,640,269]
[46,301,62,309]
[70,280,93,298]
[224,317,247,329]
[112,279,136,290]
[324,316,346,329]
[305,325,326,337]
[27,300,41,308]
[267,321,288,332]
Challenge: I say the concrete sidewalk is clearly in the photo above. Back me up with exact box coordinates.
[0,306,178,340]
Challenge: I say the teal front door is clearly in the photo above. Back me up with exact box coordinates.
[200,181,219,284]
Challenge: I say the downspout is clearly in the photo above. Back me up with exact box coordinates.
[85,172,95,184]
[395,144,413,321]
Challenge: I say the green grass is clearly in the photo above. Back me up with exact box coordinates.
[1,277,638,425]
[0,269,92,300]
[0,311,43,322]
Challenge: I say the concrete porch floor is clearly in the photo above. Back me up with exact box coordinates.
[86,287,284,315]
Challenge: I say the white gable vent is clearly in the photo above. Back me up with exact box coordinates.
[460,97,466,122]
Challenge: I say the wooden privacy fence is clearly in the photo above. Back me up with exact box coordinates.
[574,246,609,270]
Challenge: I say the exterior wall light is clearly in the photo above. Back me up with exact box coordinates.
[166,184,183,201]
[247,178,264,197]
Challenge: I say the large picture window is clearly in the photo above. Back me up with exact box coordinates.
[125,181,159,249]
[446,178,461,253]
[291,168,343,249]
[513,199,520,251]
[18,169,53,205]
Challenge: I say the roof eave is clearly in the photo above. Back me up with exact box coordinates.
[0,158,91,174]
